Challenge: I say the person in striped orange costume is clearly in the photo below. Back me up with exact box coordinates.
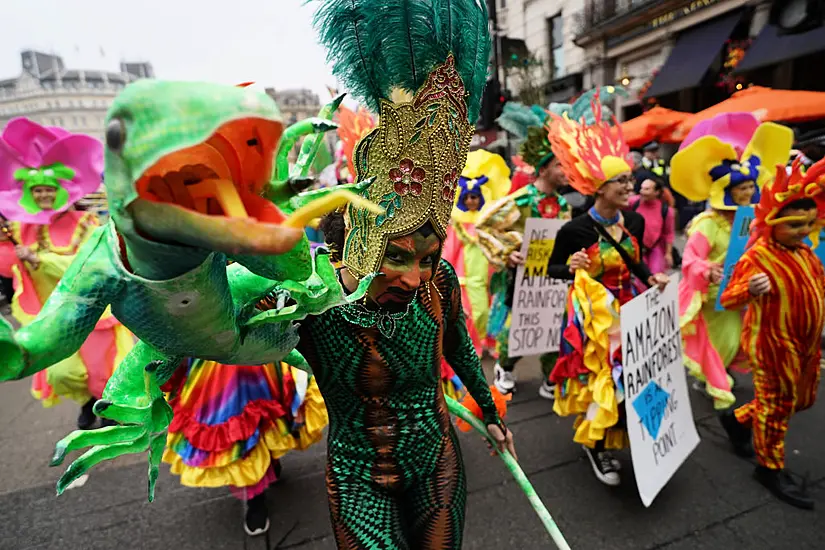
[719,156,825,510]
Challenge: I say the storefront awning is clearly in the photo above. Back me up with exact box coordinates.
[735,23,825,73]
[644,10,744,98]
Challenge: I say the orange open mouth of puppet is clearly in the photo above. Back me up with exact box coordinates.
[127,117,305,256]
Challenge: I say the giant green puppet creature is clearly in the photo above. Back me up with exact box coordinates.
[0,81,378,498]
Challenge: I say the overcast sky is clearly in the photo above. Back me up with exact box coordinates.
[1,0,339,101]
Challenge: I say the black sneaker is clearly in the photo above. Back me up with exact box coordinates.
[719,409,755,458]
[584,445,620,486]
[77,398,97,430]
[244,493,270,536]
[754,466,814,510]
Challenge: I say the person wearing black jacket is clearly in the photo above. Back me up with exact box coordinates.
[544,113,669,488]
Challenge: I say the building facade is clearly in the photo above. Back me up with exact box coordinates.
[495,0,588,104]
[574,0,825,121]
[0,51,153,139]
[264,88,331,163]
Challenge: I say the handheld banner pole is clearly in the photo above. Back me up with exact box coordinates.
[444,395,572,550]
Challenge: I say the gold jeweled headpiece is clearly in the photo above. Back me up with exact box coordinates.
[312,0,491,280]
[342,56,474,279]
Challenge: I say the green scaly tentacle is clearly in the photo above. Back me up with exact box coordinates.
[290,93,346,179]
[273,117,338,184]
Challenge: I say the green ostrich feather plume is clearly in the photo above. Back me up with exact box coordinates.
[496,102,545,141]
[519,126,553,169]
[311,0,491,123]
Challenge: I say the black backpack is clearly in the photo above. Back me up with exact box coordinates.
[630,200,682,268]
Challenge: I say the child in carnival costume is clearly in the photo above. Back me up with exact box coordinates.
[441,149,511,357]
[719,155,825,510]
[0,118,134,429]
[161,357,328,536]
[478,87,625,398]
[546,100,670,487]
[295,1,515,546]
[670,113,794,410]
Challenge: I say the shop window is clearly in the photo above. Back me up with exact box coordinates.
[548,14,565,80]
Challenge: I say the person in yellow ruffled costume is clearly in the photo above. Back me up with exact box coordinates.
[161,359,328,537]
[545,100,669,487]
[670,113,794,410]
[442,150,511,357]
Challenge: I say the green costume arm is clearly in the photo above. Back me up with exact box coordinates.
[437,260,500,427]
[0,227,118,380]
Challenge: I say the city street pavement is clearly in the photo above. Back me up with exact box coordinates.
[1,355,824,550]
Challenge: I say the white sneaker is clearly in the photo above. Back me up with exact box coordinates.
[584,446,621,486]
[582,444,621,471]
[538,379,556,400]
[494,363,516,394]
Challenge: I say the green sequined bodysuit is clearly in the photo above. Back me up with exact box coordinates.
[296,259,498,549]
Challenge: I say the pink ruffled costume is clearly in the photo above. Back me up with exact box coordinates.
[0,118,134,406]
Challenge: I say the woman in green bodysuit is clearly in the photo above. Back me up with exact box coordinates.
[282,1,514,546]
[286,214,513,548]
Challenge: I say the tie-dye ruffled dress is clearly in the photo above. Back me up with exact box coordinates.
[548,211,653,449]
[162,359,328,500]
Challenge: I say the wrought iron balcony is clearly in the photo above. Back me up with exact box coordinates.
[575,0,688,44]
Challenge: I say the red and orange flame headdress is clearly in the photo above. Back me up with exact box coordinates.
[547,99,634,195]
[335,105,376,182]
[750,156,825,246]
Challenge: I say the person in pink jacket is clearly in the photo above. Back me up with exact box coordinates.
[627,171,675,274]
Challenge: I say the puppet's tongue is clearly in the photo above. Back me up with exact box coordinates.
[128,197,303,256]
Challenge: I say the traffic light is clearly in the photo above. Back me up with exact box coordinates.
[477,79,512,131]
[478,78,501,130]
[494,87,512,122]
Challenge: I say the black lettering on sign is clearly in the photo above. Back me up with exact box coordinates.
[652,422,678,466]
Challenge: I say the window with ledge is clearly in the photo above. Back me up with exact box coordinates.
[548,14,565,80]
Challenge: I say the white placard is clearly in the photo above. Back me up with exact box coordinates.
[620,275,700,507]
[507,218,569,358]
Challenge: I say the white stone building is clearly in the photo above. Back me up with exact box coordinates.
[0,51,153,140]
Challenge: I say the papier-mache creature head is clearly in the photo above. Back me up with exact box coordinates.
[0,117,103,223]
[547,98,634,196]
[453,149,511,223]
[670,113,794,211]
[750,156,825,246]
[313,0,491,279]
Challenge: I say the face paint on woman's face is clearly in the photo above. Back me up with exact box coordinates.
[773,208,818,248]
[370,230,442,312]
[730,181,756,206]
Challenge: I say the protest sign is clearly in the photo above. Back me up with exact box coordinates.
[621,275,700,507]
[715,206,754,310]
[507,218,568,358]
